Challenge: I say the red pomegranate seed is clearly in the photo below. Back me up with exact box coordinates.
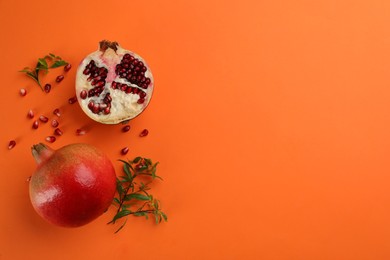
[27,109,34,119]
[19,88,27,96]
[51,119,59,128]
[139,91,146,98]
[53,108,61,117]
[54,128,63,136]
[68,96,77,104]
[80,90,87,99]
[64,63,72,72]
[8,140,16,150]
[44,84,51,93]
[121,147,129,155]
[139,129,149,137]
[26,176,31,182]
[45,136,56,143]
[32,120,39,129]
[39,115,48,123]
[103,107,110,114]
[76,129,86,135]
[122,125,131,132]
[137,98,145,104]
[92,103,99,114]
[56,75,64,82]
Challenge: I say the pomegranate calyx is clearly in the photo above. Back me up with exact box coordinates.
[99,40,119,53]
[31,143,54,165]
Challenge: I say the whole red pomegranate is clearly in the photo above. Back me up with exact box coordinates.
[76,40,154,124]
[29,143,116,227]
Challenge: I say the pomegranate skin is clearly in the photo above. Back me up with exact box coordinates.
[29,143,116,227]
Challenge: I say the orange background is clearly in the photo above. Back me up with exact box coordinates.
[1,0,390,259]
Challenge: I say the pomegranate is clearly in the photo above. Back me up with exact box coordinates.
[75,40,154,124]
[29,143,116,227]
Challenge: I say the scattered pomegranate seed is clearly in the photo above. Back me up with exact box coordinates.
[27,109,34,119]
[51,119,59,128]
[32,120,39,129]
[76,129,86,135]
[68,96,77,104]
[54,128,63,136]
[56,75,64,82]
[8,140,16,150]
[44,84,51,93]
[64,63,72,72]
[19,88,27,96]
[45,136,56,143]
[26,176,31,182]
[139,129,149,137]
[53,108,61,117]
[122,125,131,132]
[121,147,129,155]
[39,115,49,123]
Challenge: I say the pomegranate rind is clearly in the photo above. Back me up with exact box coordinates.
[75,43,154,124]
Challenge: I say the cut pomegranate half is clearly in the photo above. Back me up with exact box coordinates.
[75,40,154,124]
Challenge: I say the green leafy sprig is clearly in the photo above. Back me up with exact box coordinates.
[19,53,68,90]
[108,157,167,233]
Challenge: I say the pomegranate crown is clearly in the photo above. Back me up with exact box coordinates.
[99,40,119,52]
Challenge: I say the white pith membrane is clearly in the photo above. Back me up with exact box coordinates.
[75,41,154,124]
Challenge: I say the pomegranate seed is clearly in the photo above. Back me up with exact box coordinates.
[122,125,131,132]
[76,129,86,136]
[68,96,77,104]
[80,90,87,99]
[121,147,129,155]
[103,107,110,114]
[32,120,39,129]
[88,101,94,110]
[44,84,51,93]
[45,136,56,143]
[139,91,146,98]
[137,98,145,104]
[56,75,64,82]
[51,119,59,128]
[54,128,63,136]
[26,176,31,182]
[39,115,48,123]
[53,108,61,117]
[139,129,149,137]
[19,88,27,96]
[8,140,16,150]
[64,63,72,72]
[92,103,100,114]
[27,109,34,119]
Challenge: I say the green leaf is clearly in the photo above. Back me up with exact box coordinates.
[133,211,146,217]
[123,162,132,180]
[161,212,168,222]
[113,198,120,205]
[114,219,127,234]
[144,158,152,166]
[125,193,150,201]
[112,209,131,223]
[134,211,149,220]
[50,60,67,68]
[38,58,48,69]
[154,211,160,224]
[116,179,124,196]
[133,157,142,164]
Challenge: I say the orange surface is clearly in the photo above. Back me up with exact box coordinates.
[1,0,390,259]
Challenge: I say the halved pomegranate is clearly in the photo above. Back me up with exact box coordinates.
[75,40,154,124]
